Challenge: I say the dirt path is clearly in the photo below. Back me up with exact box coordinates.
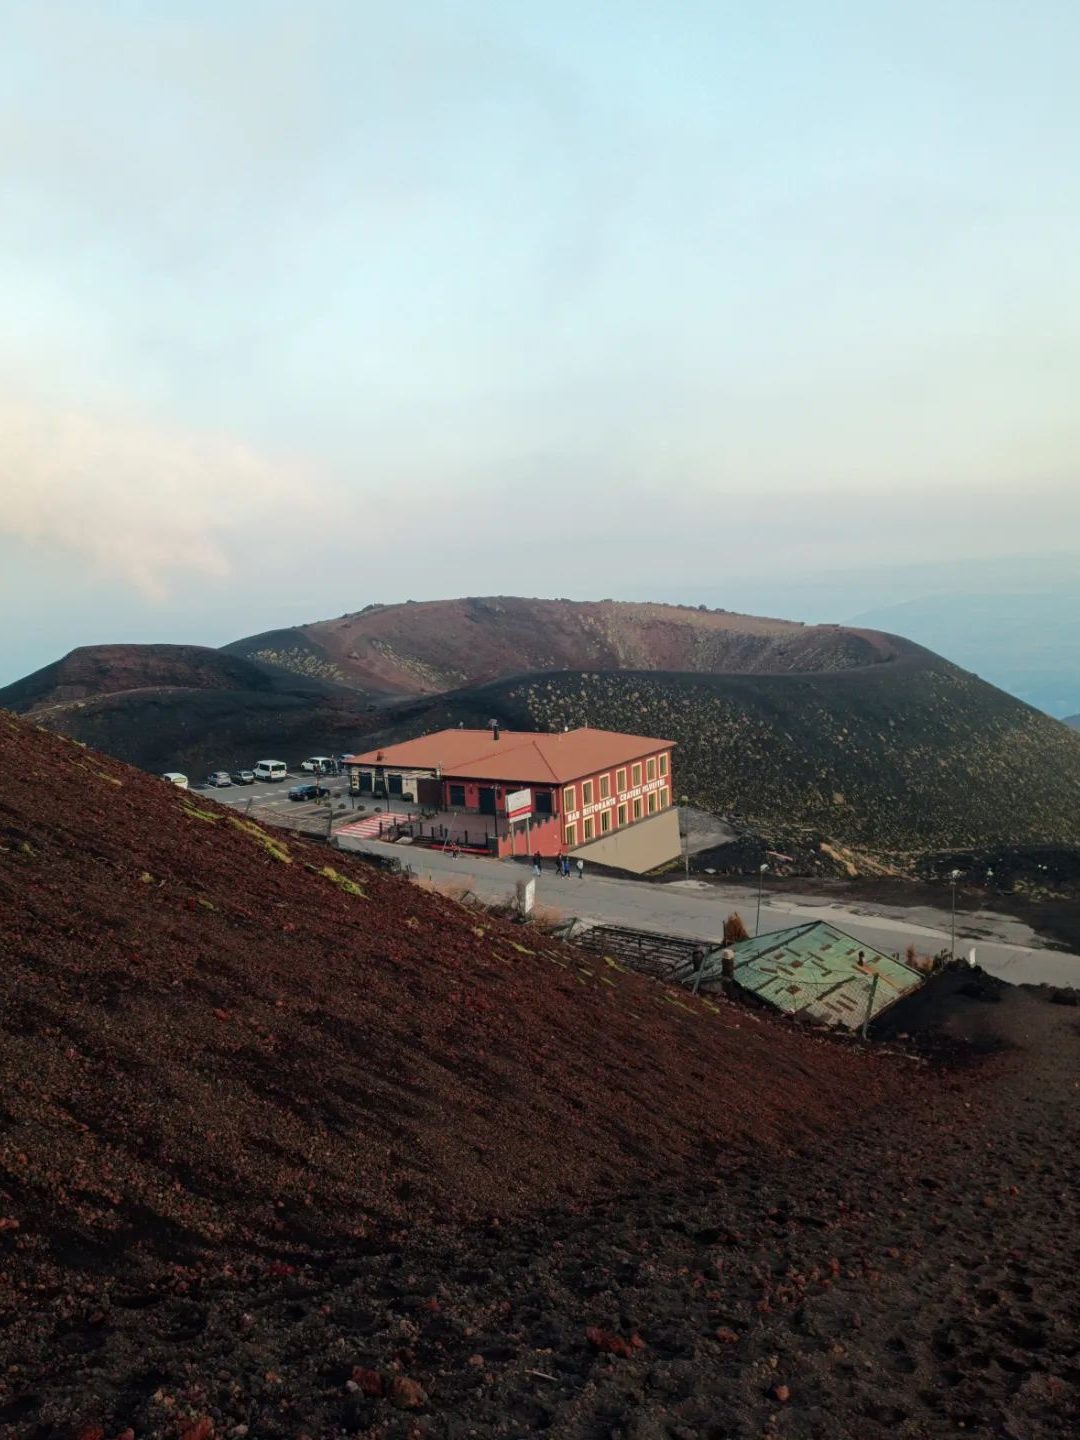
[7,989,1078,1440]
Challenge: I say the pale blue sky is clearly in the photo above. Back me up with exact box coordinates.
[2,0,1079,682]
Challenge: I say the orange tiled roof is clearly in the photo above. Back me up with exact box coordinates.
[346,727,673,785]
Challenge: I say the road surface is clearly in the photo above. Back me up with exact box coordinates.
[336,834,1080,989]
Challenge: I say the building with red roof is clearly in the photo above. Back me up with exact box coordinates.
[345,723,679,872]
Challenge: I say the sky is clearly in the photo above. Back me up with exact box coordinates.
[2,0,1079,685]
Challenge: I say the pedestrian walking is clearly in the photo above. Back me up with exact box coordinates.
[554,852,564,876]
[576,858,584,880]
[562,855,571,878]
[451,844,459,860]
[532,850,542,876]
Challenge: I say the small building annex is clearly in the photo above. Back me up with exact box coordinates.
[697,920,923,1030]
[344,724,680,872]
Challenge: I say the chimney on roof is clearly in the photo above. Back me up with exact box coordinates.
[488,717,500,741]
[376,750,384,761]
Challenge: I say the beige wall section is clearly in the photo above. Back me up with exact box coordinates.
[570,808,681,874]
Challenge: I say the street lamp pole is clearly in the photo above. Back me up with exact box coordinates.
[949,868,961,961]
[680,795,689,877]
[756,862,769,936]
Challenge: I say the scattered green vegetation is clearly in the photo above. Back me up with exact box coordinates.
[308,863,365,898]
[246,647,347,685]
[227,815,292,863]
[181,802,220,824]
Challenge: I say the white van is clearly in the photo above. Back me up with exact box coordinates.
[254,760,288,782]
[300,755,334,773]
[162,772,189,789]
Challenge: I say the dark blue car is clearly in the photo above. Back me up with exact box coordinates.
[288,783,328,802]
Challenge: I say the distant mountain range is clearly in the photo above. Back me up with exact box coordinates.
[4,596,1080,864]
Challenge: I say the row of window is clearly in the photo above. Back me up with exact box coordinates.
[563,785,670,846]
[562,753,668,812]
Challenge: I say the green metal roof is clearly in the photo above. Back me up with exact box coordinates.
[699,920,922,1030]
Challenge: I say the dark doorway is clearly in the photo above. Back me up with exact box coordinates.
[448,783,466,808]
[388,774,404,797]
[478,787,497,815]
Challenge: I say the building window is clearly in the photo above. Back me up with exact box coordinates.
[659,753,668,776]
[659,786,669,810]
[647,757,656,781]
[564,822,576,846]
[582,779,593,805]
[616,767,627,792]
[563,785,575,812]
[632,762,642,787]
[617,802,628,827]
[583,816,595,841]
[599,773,610,799]
[647,790,658,814]
[535,790,553,816]
[633,797,643,820]
[600,809,612,834]
[448,783,465,807]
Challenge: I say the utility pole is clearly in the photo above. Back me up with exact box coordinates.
[860,972,881,1040]
[680,795,690,877]
[949,868,961,961]
[755,862,769,936]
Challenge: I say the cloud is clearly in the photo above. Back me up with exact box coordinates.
[0,402,308,599]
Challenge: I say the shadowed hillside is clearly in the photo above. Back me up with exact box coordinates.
[226,596,919,694]
[0,644,372,775]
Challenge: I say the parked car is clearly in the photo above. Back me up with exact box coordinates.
[161,772,188,789]
[300,756,334,773]
[254,760,288,782]
[288,783,328,801]
[207,771,233,787]
[231,770,255,786]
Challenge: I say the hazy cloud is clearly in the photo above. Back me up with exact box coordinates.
[0,402,307,599]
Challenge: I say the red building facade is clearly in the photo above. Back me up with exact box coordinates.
[346,726,674,859]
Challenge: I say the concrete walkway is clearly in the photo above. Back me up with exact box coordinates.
[335,834,1080,989]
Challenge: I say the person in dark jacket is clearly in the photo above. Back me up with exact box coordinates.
[532,851,542,876]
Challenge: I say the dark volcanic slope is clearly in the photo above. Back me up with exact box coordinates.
[226,596,918,694]
[0,644,369,775]
[391,659,1080,854]
[0,710,896,1288]
[0,643,344,710]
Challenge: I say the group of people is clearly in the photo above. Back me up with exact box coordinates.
[533,850,583,879]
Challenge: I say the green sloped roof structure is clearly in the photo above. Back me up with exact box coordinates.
[699,920,923,1030]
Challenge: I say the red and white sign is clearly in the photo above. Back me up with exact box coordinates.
[505,787,532,821]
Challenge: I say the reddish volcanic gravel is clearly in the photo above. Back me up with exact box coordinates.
[3,713,1078,1440]
[0,712,912,1286]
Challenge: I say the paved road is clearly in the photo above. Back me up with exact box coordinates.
[336,834,1080,989]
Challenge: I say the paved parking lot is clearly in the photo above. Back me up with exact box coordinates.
[191,772,352,817]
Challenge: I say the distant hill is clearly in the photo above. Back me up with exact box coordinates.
[8,601,1080,860]
[1067,714,1080,730]
[226,596,917,694]
[0,644,372,776]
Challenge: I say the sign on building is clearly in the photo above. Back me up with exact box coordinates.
[505,787,533,820]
